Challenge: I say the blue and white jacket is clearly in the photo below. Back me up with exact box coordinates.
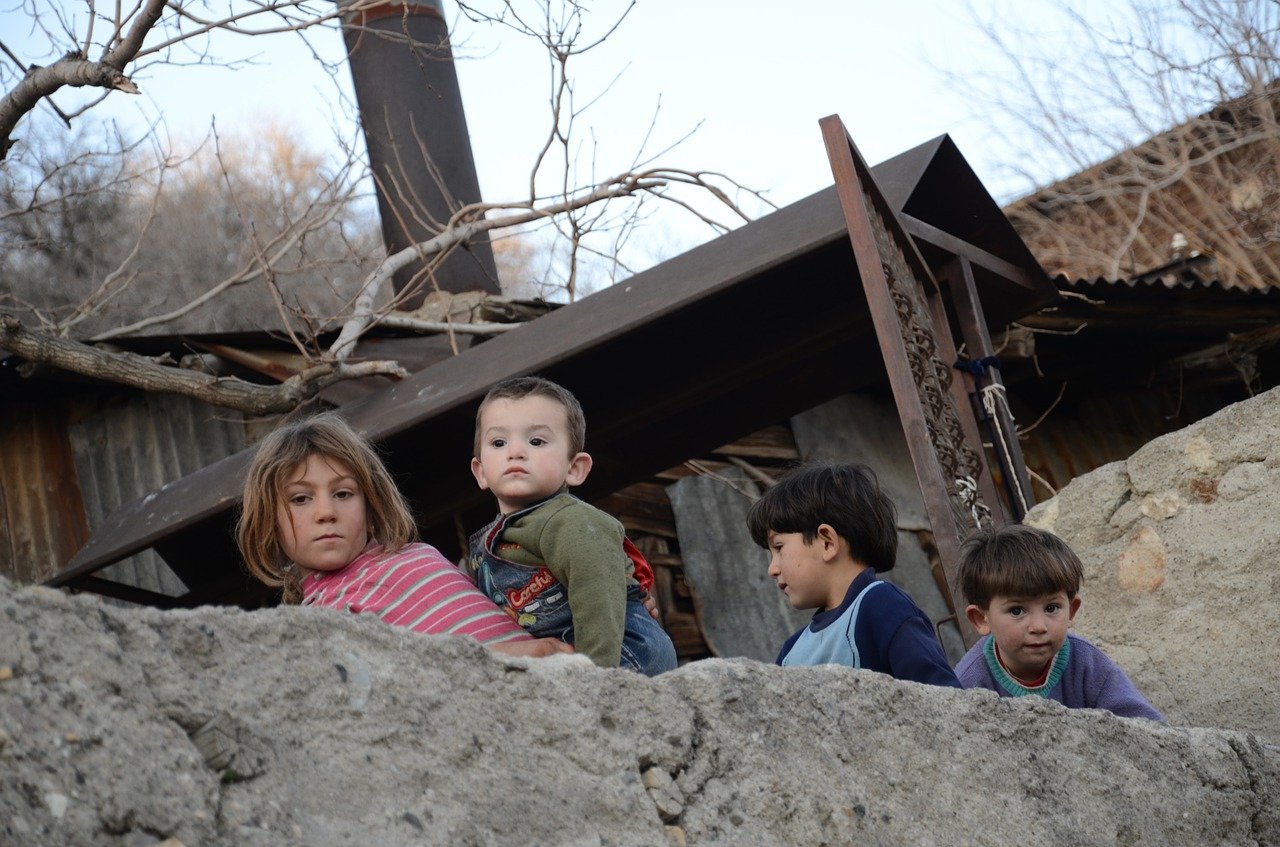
[777,567,961,688]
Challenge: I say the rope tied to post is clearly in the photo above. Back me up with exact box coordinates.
[978,383,1031,518]
[955,475,992,529]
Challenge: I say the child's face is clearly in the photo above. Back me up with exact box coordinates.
[471,395,591,514]
[765,527,844,611]
[277,454,369,573]
[967,591,1082,680]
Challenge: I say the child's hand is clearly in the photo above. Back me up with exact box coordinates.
[642,593,661,622]
[489,638,576,658]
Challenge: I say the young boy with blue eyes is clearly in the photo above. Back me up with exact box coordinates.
[747,462,961,688]
[955,524,1163,720]
[467,376,677,675]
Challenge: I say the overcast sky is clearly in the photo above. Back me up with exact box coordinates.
[3,1,1119,273]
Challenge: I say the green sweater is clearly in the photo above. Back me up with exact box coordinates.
[497,493,636,667]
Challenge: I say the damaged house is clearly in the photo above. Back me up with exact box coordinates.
[5,7,1279,670]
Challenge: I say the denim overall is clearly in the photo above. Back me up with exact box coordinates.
[467,499,677,676]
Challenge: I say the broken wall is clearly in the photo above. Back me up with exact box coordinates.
[1,577,1276,846]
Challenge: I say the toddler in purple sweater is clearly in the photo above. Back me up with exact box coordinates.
[954,524,1163,721]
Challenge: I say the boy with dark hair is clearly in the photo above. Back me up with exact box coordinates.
[747,462,960,687]
[468,376,677,675]
[955,524,1163,720]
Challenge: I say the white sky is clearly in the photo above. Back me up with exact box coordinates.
[2,1,1114,274]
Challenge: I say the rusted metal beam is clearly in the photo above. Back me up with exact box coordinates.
[925,287,1008,529]
[901,213,1039,291]
[820,114,980,649]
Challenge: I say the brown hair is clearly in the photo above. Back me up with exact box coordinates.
[236,412,416,604]
[957,524,1084,609]
[473,376,586,457]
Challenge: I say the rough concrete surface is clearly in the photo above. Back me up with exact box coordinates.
[1027,385,1280,747]
[2,575,1277,846]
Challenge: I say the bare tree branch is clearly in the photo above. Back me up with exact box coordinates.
[973,0,1280,289]
[1,313,407,415]
[376,314,521,335]
[2,0,767,415]
[328,166,756,358]
[0,58,139,158]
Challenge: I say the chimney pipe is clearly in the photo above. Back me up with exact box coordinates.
[341,0,500,305]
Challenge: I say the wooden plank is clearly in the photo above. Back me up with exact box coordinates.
[949,256,1036,519]
[710,443,800,460]
[631,533,706,659]
[613,481,675,503]
[650,552,678,635]
[654,460,733,482]
[593,484,675,524]
[618,516,679,540]
[664,612,708,657]
[711,425,801,460]
[672,571,693,599]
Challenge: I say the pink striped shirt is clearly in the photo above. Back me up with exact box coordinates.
[300,542,532,644]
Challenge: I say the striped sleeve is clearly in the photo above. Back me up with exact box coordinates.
[353,544,532,644]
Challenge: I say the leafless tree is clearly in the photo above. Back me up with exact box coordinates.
[968,0,1280,289]
[0,0,764,413]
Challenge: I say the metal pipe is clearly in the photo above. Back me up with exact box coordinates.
[341,0,500,304]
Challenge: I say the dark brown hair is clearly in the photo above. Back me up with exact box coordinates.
[957,524,1084,609]
[746,463,898,572]
[473,376,586,457]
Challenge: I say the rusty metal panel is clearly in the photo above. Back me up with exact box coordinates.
[667,468,809,662]
[68,393,246,597]
[1018,389,1224,498]
[821,114,987,647]
[0,401,90,583]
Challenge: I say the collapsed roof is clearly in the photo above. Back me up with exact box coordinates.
[52,133,1057,607]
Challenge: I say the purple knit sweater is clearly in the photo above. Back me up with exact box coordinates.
[956,633,1163,721]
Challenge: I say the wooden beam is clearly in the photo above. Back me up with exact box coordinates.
[67,575,185,608]
[948,257,1036,519]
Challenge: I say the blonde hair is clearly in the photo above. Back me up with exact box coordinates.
[236,412,416,604]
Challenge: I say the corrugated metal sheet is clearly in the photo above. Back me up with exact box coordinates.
[68,393,246,597]
[1052,253,1280,294]
[0,400,90,583]
[1017,388,1226,499]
